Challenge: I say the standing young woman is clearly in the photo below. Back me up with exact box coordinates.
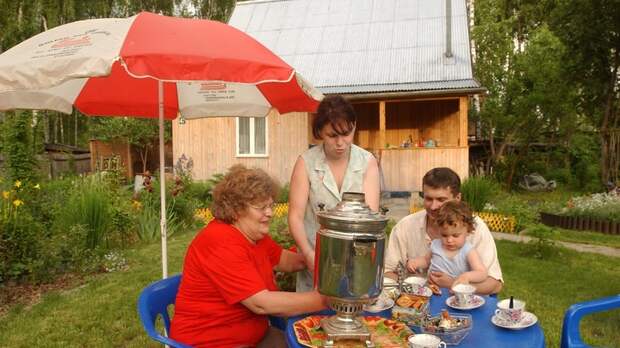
[288,95,380,292]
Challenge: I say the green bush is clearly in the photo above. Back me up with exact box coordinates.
[0,210,44,282]
[59,178,113,250]
[491,193,539,231]
[184,180,216,208]
[30,176,75,230]
[546,167,572,185]
[136,176,198,232]
[109,200,136,248]
[0,111,39,183]
[573,158,601,193]
[136,206,179,243]
[37,225,104,280]
[277,183,290,203]
[461,176,499,211]
[269,215,296,291]
[518,223,560,259]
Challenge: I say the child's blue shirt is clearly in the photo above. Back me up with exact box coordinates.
[428,239,473,278]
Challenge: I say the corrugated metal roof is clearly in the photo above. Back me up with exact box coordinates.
[229,0,480,95]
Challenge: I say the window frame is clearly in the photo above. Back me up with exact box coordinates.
[235,116,269,158]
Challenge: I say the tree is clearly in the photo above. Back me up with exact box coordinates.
[471,0,579,188]
[550,0,620,184]
[0,111,39,182]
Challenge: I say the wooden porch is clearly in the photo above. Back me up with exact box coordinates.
[351,96,469,192]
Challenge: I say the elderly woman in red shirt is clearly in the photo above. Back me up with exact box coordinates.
[170,165,326,348]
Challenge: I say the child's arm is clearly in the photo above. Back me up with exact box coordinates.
[406,252,431,273]
[454,249,488,285]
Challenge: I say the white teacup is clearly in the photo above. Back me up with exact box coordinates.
[495,298,526,326]
[383,277,399,299]
[404,276,427,289]
[408,334,446,348]
[452,283,476,306]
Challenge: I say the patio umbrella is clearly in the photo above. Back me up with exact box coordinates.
[0,11,322,278]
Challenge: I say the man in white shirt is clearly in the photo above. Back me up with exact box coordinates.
[384,167,503,294]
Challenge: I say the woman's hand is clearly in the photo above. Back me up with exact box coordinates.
[275,249,306,272]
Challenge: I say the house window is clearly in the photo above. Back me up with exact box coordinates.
[236,117,268,157]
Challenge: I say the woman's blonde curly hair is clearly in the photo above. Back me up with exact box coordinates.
[210,164,279,224]
[436,200,476,234]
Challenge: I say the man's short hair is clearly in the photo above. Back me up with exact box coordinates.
[422,167,461,196]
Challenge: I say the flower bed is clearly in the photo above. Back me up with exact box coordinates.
[540,192,620,235]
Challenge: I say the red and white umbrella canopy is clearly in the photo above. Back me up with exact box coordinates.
[0,11,322,118]
[0,12,322,279]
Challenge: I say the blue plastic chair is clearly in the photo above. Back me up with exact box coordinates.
[560,294,620,348]
[137,274,192,348]
[138,273,286,347]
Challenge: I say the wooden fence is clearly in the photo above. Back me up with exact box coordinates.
[540,212,620,235]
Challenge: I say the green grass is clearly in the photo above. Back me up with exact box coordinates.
[1,230,619,347]
[522,227,620,249]
[497,240,620,348]
[0,230,198,348]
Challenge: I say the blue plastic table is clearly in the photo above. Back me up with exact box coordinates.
[285,291,545,347]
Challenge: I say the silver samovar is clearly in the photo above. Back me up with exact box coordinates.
[315,192,388,347]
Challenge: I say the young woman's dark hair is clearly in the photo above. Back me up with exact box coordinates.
[312,95,356,139]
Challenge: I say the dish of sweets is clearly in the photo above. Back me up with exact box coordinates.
[418,310,473,345]
[293,315,414,348]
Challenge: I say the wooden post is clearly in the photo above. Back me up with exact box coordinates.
[379,101,386,148]
[459,96,468,147]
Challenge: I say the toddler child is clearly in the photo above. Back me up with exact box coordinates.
[407,200,488,286]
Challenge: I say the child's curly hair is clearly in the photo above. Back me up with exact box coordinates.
[436,200,476,234]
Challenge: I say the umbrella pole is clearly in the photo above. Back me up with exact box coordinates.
[158,80,168,279]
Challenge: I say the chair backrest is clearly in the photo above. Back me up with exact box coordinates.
[560,294,620,348]
[137,274,193,348]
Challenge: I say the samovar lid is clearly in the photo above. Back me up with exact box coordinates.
[316,192,388,233]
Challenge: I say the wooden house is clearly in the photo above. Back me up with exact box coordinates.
[172,0,483,192]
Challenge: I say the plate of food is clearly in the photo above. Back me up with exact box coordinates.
[293,315,414,348]
[364,297,395,313]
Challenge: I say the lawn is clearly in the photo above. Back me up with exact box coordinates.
[0,230,195,348]
[523,226,620,249]
[0,227,618,347]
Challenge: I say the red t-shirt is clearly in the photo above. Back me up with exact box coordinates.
[170,220,283,347]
